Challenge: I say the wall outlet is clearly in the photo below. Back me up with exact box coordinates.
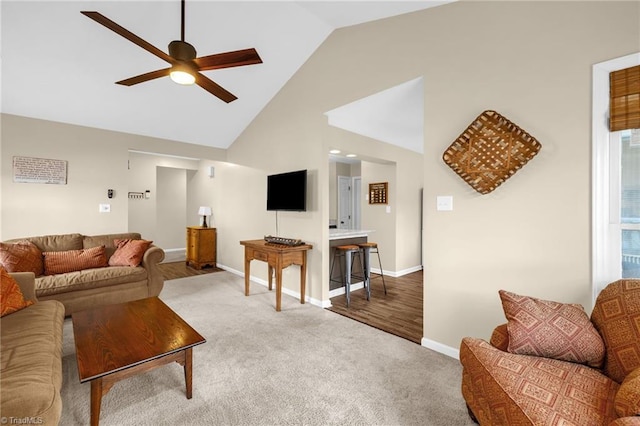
[99,203,111,213]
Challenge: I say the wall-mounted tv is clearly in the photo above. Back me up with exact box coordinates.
[267,169,307,211]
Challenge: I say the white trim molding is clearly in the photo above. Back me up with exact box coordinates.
[592,52,640,303]
[219,264,327,308]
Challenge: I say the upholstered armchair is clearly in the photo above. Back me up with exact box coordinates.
[460,279,640,425]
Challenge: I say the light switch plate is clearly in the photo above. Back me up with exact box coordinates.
[436,196,453,211]
[99,204,111,213]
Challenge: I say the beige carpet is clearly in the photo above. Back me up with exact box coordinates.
[59,272,475,425]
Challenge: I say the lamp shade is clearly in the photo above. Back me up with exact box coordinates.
[198,206,212,216]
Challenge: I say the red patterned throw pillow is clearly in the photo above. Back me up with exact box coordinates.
[499,290,605,368]
[1,266,34,317]
[108,239,152,267]
[0,240,44,276]
[43,245,108,275]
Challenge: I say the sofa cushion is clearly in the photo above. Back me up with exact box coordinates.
[6,233,84,253]
[0,240,43,276]
[591,279,640,384]
[499,290,605,368]
[1,299,64,424]
[83,232,142,260]
[0,267,34,317]
[615,367,640,417]
[43,245,108,275]
[35,265,148,296]
[109,239,152,267]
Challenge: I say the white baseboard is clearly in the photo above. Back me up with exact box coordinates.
[218,264,326,308]
[421,337,459,360]
[370,265,422,278]
[328,281,365,298]
[162,248,186,263]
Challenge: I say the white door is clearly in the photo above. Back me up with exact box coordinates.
[338,176,351,229]
[353,177,361,229]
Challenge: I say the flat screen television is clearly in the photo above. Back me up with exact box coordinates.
[267,169,307,211]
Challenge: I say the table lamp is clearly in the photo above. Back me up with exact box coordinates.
[198,206,212,228]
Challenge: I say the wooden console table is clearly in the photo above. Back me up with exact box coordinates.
[240,239,313,312]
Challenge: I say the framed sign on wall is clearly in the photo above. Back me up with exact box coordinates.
[12,156,67,185]
[369,182,388,204]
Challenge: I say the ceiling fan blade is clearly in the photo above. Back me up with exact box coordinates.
[194,48,262,71]
[194,73,237,103]
[116,68,171,86]
[81,11,174,64]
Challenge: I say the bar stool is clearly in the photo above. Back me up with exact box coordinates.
[330,244,364,307]
[358,242,387,296]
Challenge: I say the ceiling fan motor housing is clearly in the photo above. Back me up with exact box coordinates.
[169,40,197,61]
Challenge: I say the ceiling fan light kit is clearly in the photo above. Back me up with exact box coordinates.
[81,0,262,102]
[170,65,196,85]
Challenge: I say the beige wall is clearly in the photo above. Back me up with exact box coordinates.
[0,114,226,240]
[2,1,639,355]
[156,167,187,249]
[127,151,201,245]
[228,1,640,351]
[420,1,638,351]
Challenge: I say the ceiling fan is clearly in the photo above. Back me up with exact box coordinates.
[81,0,262,103]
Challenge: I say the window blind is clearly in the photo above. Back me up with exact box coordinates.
[610,65,640,132]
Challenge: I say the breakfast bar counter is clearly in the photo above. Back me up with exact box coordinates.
[329,229,374,240]
[328,229,374,291]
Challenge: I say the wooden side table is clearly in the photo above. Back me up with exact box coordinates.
[240,239,313,312]
[186,226,216,269]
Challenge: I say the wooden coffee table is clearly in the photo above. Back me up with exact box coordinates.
[72,297,206,426]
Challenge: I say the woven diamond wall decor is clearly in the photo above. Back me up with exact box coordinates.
[442,110,542,194]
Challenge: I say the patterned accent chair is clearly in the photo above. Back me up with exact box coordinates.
[460,279,640,425]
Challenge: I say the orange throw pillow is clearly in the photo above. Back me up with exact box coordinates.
[43,245,108,275]
[499,290,605,368]
[0,240,43,276]
[109,239,152,267]
[1,266,34,317]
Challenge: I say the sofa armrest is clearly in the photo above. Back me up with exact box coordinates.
[141,245,165,297]
[490,323,509,351]
[9,272,37,302]
[460,337,619,425]
[609,418,640,425]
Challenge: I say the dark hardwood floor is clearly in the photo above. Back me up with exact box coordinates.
[158,261,222,281]
[327,270,423,344]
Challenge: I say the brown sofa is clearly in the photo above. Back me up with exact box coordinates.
[3,232,165,316]
[1,272,65,425]
[460,279,640,425]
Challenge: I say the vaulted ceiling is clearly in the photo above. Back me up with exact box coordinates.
[1,1,449,150]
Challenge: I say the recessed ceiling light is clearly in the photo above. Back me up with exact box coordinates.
[346,154,357,158]
[329,149,341,154]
